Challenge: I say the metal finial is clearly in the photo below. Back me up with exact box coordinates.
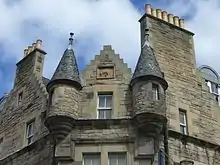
[68,32,74,49]
[70,32,74,38]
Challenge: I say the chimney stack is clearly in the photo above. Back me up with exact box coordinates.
[23,39,44,58]
[144,4,185,29]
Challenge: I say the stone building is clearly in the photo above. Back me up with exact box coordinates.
[0,3,220,165]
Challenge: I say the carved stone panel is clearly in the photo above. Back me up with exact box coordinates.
[97,66,114,79]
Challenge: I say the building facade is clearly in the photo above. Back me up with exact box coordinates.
[0,4,220,165]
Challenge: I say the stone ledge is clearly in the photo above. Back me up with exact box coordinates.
[75,118,131,129]
[74,137,134,144]
[169,130,220,150]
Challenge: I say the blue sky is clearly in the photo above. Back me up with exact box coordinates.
[0,0,220,96]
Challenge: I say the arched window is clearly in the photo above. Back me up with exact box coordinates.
[199,65,219,100]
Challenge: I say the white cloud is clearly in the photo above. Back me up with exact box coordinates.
[0,0,220,81]
[0,0,141,78]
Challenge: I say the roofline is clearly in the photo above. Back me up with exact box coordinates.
[47,79,82,92]
[139,13,195,36]
[16,48,47,66]
[198,65,219,77]
[130,75,168,90]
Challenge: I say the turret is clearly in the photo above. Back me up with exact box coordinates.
[45,33,82,143]
[130,28,168,160]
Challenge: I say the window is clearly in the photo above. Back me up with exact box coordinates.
[108,153,126,165]
[179,110,187,135]
[49,89,54,105]
[211,82,218,94]
[97,93,112,119]
[139,160,151,165]
[158,149,165,165]
[26,120,35,145]
[152,84,159,100]
[83,153,100,165]
[18,92,23,105]
[205,80,219,94]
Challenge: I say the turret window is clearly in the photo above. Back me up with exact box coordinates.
[18,91,23,105]
[49,89,54,105]
[0,137,3,153]
[152,84,159,100]
[97,93,112,119]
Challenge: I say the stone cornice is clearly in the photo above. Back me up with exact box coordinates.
[75,118,132,129]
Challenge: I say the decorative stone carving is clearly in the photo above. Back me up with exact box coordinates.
[97,66,114,79]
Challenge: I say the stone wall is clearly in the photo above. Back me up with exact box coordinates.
[143,14,220,162]
[48,85,80,119]
[0,50,49,160]
[0,136,52,165]
[80,45,132,119]
[168,134,220,164]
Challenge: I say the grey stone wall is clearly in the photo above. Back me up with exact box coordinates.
[48,85,80,119]
[0,136,52,165]
[80,45,132,119]
[0,50,49,161]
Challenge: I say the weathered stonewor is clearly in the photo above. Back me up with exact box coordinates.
[1,3,220,165]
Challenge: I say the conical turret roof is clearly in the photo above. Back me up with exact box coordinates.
[131,29,167,89]
[47,33,82,90]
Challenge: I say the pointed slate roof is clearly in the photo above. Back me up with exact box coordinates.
[47,33,82,91]
[131,29,167,89]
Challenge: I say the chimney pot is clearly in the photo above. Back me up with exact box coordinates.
[36,39,42,49]
[145,4,151,15]
[179,19,184,28]
[32,43,36,51]
[156,9,162,19]
[168,14,174,24]
[151,8,157,17]
[27,46,32,55]
[24,49,28,57]
[162,11,168,22]
[174,16,180,27]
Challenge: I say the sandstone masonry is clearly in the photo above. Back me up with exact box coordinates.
[0,4,220,165]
